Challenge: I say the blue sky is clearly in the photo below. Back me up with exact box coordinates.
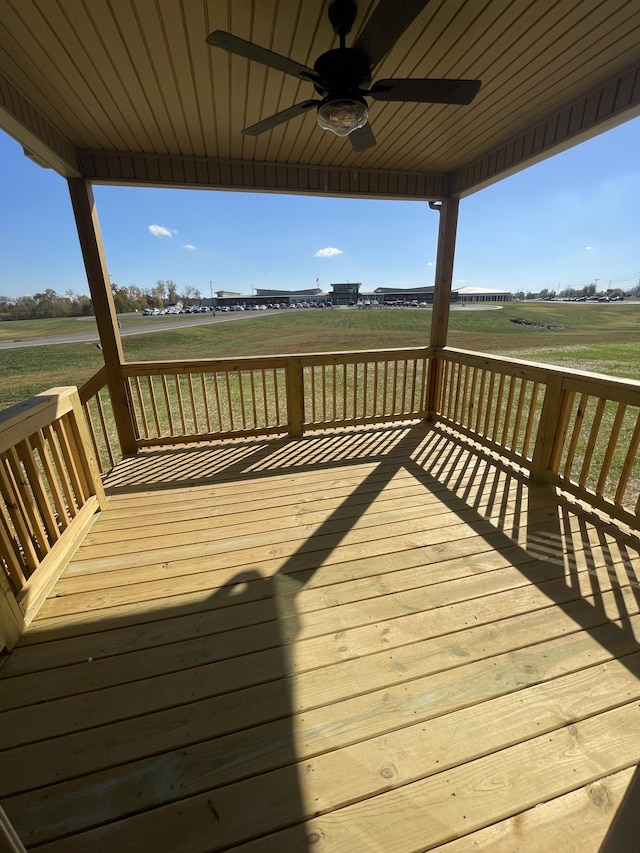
[0,116,638,300]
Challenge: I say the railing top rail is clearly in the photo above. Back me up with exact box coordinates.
[0,387,78,455]
[440,347,640,398]
[123,347,434,375]
[78,366,108,403]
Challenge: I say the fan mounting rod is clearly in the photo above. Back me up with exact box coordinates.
[328,0,358,48]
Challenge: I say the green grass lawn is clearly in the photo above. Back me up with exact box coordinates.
[3,302,640,410]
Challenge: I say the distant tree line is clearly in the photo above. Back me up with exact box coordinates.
[512,283,629,301]
[0,280,203,320]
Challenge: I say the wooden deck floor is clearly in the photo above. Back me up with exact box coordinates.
[2,422,640,852]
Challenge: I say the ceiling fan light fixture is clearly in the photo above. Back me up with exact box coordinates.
[317,98,368,136]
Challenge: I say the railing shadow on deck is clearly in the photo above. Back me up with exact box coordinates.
[3,422,640,849]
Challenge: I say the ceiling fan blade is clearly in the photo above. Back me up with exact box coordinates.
[353,0,433,69]
[242,100,321,136]
[370,78,481,105]
[350,123,377,152]
[206,31,320,83]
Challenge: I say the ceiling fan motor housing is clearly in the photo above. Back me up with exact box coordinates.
[313,48,371,100]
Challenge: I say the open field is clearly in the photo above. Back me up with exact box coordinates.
[2,302,640,410]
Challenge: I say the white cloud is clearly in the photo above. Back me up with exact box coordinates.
[315,247,343,258]
[182,244,196,250]
[149,224,176,238]
[585,246,592,250]
[427,262,433,267]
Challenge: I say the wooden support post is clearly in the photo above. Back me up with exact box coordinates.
[530,375,573,482]
[286,357,305,438]
[426,198,460,416]
[67,178,137,456]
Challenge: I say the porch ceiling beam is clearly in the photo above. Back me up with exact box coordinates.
[454,60,640,197]
[76,150,452,201]
[0,72,79,177]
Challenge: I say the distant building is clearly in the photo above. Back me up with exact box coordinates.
[373,286,437,304]
[330,283,362,305]
[204,282,511,309]
[456,287,512,302]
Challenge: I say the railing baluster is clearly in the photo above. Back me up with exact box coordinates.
[134,377,149,439]
[466,365,478,427]
[148,376,161,437]
[391,359,399,414]
[409,358,418,413]
[260,369,268,428]
[187,374,199,434]
[563,393,588,477]
[362,362,368,418]
[225,372,235,432]
[310,365,317,423]
[382,361,389,415]
[400,360,408,414]
[372,361,380,416]
[491,374,506,443]
[56,415,90,503]
[474,368,486,432]
[0,455,40,569]
[43,424,77,519]
[521,381,539,459]
[5,448,48,559]
[511,378,527,453]
[500,376,516,446]
[353,363,358,419]
[321,365,328,423]
[238,372,248,430]
[596,402,627,496]
[482,373,495,437]
[615,411,640,506]
[578,397,606,487]
[0,500,27,591]
[201,373,212,432]
[174,375,187,435]
[273,368,281,425]
[29,431,69,530]
[16,439,59,546]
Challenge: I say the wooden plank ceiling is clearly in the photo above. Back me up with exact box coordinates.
[0,0,639,199]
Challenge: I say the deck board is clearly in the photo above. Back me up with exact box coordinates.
[1,423,639,851]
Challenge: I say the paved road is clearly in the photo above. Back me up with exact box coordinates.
[0,312,261,349]
[0,304,503,350]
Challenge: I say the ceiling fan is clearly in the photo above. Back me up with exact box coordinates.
[206,0,481,152]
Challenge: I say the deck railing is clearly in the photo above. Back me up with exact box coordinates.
[437,349,640,527]
[3,347,639,654]
[75,348,640,526]
[540,369,640,526]
[436,349,543,469]
[121,348,432,446]
[0,387,106,652]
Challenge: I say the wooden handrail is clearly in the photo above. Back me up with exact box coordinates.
[437,348,640,525]
[120,348,433,446]
[0,387,106,650]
